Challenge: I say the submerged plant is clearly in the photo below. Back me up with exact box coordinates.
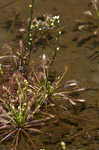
[73,0,99,57]
[72,0,99,49]
[74,0,99,32]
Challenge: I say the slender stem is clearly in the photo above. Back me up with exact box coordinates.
[49,30,61,67]
[28,0,35,52]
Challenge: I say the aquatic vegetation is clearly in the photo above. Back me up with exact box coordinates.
[14,14,61,73]
[27,0,35,53]
[0,0,87,149]
[15,40,29,70]
[0,77,54,149]
[74,0,99,32]
[26,14,61,51]
[31,15,60,31]
[73,0,99,47]
[28,53,85,110]
[26,0,61,52]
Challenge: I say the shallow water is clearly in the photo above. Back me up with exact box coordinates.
[0,0,99,150]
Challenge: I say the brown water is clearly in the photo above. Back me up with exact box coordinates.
[0,0,99,150]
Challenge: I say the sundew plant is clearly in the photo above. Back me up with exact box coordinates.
[0,0,86,149]
[0,77,54,149]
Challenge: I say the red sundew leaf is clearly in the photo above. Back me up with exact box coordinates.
[25,127,42,133]
[0,129,17,143]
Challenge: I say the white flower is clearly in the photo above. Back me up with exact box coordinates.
[59,31,61,35]
[57,47,60,51]
[29,4,32,8]
[39,28,42,31]
[50,22,54,26]
[53,16,60,20]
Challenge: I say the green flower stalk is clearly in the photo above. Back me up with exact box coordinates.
[28,0,35,52]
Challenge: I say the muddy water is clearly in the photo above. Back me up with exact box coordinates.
[0,0,99,150]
